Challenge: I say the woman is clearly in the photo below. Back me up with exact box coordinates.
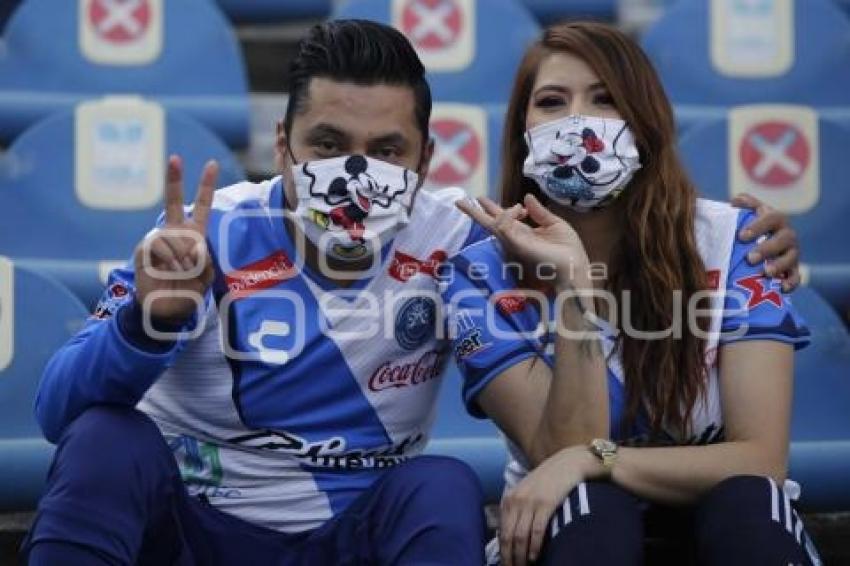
[443,22,819,566]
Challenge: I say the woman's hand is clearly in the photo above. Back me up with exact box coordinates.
[498,445,603,566]
[456,194,590,290]
[732,193,800,292]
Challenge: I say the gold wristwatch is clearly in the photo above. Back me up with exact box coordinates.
[589,438,618,470]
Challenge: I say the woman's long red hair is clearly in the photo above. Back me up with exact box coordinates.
[500,22,710,439]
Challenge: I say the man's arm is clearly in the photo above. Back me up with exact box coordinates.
[35,283,185,443]
[36,156,218,442]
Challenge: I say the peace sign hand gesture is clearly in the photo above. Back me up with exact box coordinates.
[456,194,590,290]
[133,155,218,325]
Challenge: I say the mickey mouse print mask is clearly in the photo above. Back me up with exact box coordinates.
[522,115,641,212]
[292,155,417,262]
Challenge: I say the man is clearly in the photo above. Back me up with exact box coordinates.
[24,20,487,565]
[23,18,800,566]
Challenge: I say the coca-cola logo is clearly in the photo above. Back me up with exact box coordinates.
[368,350,444,392]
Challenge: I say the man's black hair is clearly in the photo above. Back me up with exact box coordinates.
[284,19,432,143]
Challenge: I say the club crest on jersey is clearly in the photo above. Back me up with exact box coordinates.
[395,296,437,350]
[734,274,783,309]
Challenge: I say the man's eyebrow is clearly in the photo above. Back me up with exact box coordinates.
[368,132,408,146]
[305,123,349,140]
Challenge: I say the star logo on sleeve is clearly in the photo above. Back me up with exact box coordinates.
[734,274,783,309]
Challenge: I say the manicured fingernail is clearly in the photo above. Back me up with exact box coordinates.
[740,229,753,241]
[765,265,775,277]
[747,251,761,264]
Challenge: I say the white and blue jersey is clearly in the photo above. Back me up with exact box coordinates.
[36,177,485,533]
[441,199,810,490]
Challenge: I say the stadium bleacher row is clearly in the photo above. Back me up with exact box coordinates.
[0,1,848,557]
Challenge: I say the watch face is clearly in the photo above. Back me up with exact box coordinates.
[592,439,617,454]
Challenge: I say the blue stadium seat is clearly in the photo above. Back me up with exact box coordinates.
[333,0,540,104]
[837,0,850,17]
[679,105,850,320]
[805,264,850,324]
[522,0,616,23]
[0,258,88,511]
[787,286,850,511]
[0,98,246,264]
[12,259,122,313]
[643,0,850,107]
[0,0,20,32]
[678,105,850,266]
[0,0,249,147]
[215,0,332,23]
[423,102,505,201]
[0,98,245,309]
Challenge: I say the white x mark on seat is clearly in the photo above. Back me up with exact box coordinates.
[96,0,144,37]
[749,129,802,179]
[409,0,455,44]
[431,127,474,177]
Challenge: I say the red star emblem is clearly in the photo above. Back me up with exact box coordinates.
[735,275,782,309]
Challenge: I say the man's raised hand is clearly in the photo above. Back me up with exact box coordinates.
[133,155,218,325]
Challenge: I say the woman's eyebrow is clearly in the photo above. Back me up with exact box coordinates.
[533,84,570,96]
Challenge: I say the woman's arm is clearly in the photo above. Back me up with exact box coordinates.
[608,339,793,504]
[477,277,608,466]
[456,194,608,466]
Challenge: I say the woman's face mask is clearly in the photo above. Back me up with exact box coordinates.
[291,154,418,262]
[522,114,642,212]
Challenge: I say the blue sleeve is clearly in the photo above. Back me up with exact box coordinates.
[35,239,203,443]
[441,238,546,418]
[720,210,810,348]
[460,219,490,249]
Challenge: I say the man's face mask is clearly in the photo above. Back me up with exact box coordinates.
[292,155,418,262]
[522,114,642,212]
